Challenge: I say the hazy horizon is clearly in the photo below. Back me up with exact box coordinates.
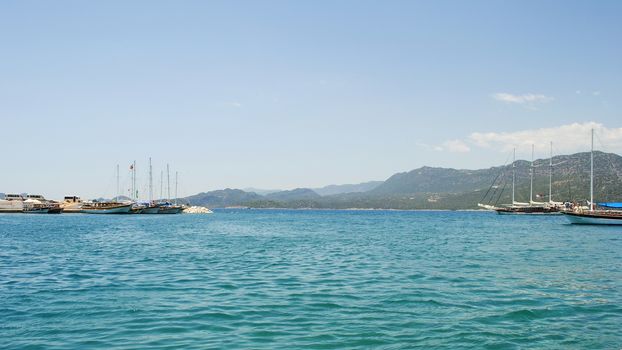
[2,1,622,199]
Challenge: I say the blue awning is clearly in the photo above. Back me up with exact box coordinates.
[597,202,622,208]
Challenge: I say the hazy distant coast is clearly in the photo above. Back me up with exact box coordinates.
[182,151,622,211]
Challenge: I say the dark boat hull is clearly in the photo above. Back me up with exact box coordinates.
[495,206,560,215]
[23,208,50,214]
[157,206,183,214]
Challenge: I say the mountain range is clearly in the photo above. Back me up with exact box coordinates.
[182,151,622,210]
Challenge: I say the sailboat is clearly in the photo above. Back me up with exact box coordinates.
[82,164,134,214]
[562,129,622,225]
[479,145,560,214]
[142,158,161,214]
[128,161,146,214]
[157,164,183,214]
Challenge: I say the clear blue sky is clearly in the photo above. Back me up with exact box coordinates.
[1,0,621,199]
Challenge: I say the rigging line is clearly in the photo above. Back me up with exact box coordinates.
[492,170,510,205]
[487,174,501,205]
[481,168,504,203]
[480,150,513,203]
[486,168,507,205]
[493,179,508,206]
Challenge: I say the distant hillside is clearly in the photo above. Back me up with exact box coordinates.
[184,188,263,207]
[371,167,498,195]
[313,181,383,196]
[182,151,622,209]
[242,188,282,195]
[265,188,321,201]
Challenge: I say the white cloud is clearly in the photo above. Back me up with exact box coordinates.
[226,101,243,108]
[442,139,471,153]
[432,139,471,153]
[469,122,622,154]
[492,92,554,104]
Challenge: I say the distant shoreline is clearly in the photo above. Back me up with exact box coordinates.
[217,207,491,212]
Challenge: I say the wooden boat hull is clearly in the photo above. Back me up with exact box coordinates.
[141,207,161,214]
[563,211,622,225]
[23,208,50,214]
[495,206,560,215]
[157,206,183,214]
[81,204,132,214]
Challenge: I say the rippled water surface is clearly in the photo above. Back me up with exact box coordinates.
[1,210,621,349]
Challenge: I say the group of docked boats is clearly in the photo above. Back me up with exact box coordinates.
[478,130,622,225]
[0,194,64,214]
[0,194,184,214]
[1,159,193,215]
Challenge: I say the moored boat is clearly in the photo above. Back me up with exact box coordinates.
[479,145,561,215]
[23,199,50,213]
[140,159,161,214]
[47,206,64,214]
[562,129,622,225]
[141,205,161,214]
[495,205,559,215]
[141,202,162,214]
[563,210,622,225]
[26,194,63,214]
[23,206,49,214]
[81,202,132,214]
[157,202,184,214]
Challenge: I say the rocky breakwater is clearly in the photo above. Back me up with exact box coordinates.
[183,206,213,214]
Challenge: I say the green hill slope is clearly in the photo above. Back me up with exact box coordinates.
[183,151,622,209]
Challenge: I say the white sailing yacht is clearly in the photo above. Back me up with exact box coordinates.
[157,164,183,214]
[479,145,560,214]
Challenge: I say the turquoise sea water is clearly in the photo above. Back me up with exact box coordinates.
[1,210,621,349]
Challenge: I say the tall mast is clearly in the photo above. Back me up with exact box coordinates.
[130,162,134,200]
[149,158,153,202]
[549,141,553,203]
[160,170,163,202]
[116,164,119,200]
[590,128,594,211]
[175,171,178,205]
[167,164,171,202]
[530,144,534,204]
[132,161,138,199]
[512,148,515,204]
